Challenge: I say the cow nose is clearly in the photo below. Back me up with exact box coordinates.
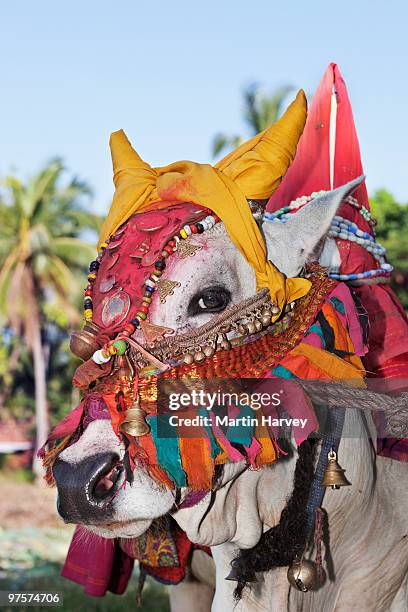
[53,452,123,524]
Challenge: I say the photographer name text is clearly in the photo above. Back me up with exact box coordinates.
[167,415,308,428]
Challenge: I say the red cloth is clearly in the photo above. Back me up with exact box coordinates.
[62,523,211,595]
[267,66,332,204]
[373,353,408,462]
[91,203,207,339]
[61,526,134,597]
[267,63,378,277]
[354,284,408,371]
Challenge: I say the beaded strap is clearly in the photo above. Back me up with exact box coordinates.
[263,192,392,283]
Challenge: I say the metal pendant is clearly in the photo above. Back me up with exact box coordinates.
[70,321,101,360]
[140,321,174,347]
[225,566,257,582]
[156,279,181,303]
[101,290,131,327]
[176,240,202,259]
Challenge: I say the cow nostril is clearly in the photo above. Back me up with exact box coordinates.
[53,452,122,523]
[93,463,124,500]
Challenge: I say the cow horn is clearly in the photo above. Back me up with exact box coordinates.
[109,129,153,187]
[216,90,307,200]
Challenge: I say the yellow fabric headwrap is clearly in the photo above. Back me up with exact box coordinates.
[98,90,311,320]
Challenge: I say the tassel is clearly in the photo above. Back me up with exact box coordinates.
[314,508,325,583]
[40,435,74,485]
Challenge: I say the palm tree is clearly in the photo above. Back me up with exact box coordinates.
[212,83,294,158]
[0,160,99,476]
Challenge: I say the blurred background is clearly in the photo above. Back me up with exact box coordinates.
[0,1,407,610]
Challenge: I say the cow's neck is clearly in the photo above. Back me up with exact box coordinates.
[173,411,408,611]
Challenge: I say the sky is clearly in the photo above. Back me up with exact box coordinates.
[1,0,408,216]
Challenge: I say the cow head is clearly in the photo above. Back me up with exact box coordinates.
[52,176,362,538]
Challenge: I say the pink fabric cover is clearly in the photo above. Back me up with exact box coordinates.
[92,203,206,338]
[61,526,134,597]
[267,63,378,277]
[267,63,408,460]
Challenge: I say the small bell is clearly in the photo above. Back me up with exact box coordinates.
[70,321,101,360]
[287,558,319,592]
[321,449,351,489]
[225,566,257,582]
[120,399,150,437]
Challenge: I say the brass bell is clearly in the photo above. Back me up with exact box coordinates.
[120,402,150,437]
[219,334,232,351]
[238,323,248,336]
[225,566,257,582]
[70,321,101,360]
[321,449,351,489]
[287,558,319,592]
[246,321,257,335]
[194,350,206,363]
[203,345,215,358]
[254,319,263,332]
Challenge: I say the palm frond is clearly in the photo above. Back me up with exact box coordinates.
[52,237,97,267]
[243,83,295,134]
[212,133,243,158]
[0,249,20,314]
[22,160,63,219]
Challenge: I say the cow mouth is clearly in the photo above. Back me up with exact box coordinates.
[89,517,153,539]
[92,461,124,501]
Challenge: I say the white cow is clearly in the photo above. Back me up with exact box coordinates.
[53,181,408,611]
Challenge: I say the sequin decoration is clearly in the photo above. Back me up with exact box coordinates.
[101,290,131,327]
[99,275,116,293]
[137,213,169,232]
[130,239,151,261]
[111,225,126,238]
[106,253,120,270]
[107,238,124,250]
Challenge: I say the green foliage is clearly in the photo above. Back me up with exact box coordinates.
[0,159,99,330]
[0,564,169,612]
[370,189,408,309]
[0,161,101,432]
[211,83,294,158]
[0,525,170,611]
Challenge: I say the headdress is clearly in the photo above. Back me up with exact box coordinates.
[99,90,311,320]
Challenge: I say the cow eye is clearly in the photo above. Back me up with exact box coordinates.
[188,286,231,315]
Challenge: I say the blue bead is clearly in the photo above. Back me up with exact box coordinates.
[89,260,100,272]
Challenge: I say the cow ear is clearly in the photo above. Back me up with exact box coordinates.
[261,176,365,277]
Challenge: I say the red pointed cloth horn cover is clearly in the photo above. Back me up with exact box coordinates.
[267,63,378,276]
[267,64,408,463]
